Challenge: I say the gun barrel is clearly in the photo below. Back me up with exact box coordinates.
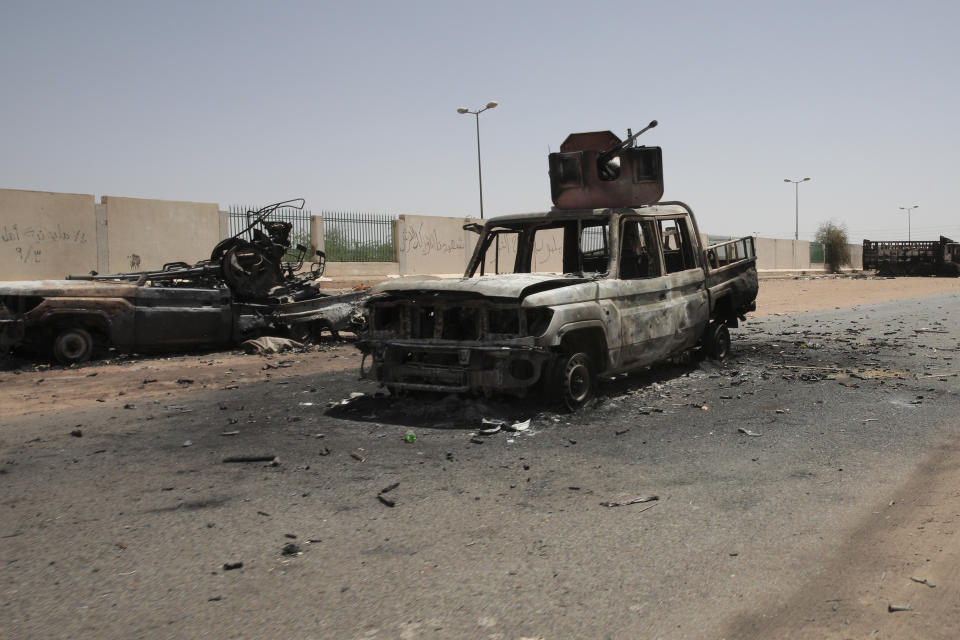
[598,120,658,164]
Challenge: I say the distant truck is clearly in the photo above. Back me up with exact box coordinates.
[862,236,960,276]
[357,123,758,409]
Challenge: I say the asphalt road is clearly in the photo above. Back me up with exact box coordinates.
[2,293,960,639]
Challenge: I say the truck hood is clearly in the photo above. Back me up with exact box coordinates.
[0,280,141,298]
[370,273,594,301]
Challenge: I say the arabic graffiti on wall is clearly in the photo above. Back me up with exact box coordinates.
[1,223,89,264]
[399,221,465,256]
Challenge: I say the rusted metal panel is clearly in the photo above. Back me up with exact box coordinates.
[549,127,664,210]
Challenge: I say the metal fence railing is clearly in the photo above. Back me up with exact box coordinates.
[321,211,396,262]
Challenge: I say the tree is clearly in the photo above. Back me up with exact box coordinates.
[815,221,851,273]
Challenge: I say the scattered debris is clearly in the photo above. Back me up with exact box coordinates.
[350,450,366,462]
[222,562,243,571]
[600,495,659,508]
[404,430,416,443]
[182,440,193,447]
[70,428,83,438]
[479,419,503,435]
[281,542,302,556]
[220,431,240,437]
[505,419,531,432]
[241,337,304,355]
[222,455,278,464]
[888,604,913,613]
[469,437,485,445]
[910,577,936,588]
[738,428,762,437]
[165,404,191,412]
[376,483,400,507]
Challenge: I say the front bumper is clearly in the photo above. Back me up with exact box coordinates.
[358,340,552,394]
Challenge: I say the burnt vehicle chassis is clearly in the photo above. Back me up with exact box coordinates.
[862,236,960,277]
[0,199,365,363]
[357,123,758,409]
[357,205,758,409]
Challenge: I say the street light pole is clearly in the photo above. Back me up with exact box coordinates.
[457,101,498,219]
[784,177,811,270]
[899,205,919,241]
[783,177,811,241]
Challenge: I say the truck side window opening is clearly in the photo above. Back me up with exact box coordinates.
[659,219,695,273]
[579,222,610,274]
[619,219,658,279]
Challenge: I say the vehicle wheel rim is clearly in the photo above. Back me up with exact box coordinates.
[715,327,730,359]
[565,359,591,404]
[62,336,86,359]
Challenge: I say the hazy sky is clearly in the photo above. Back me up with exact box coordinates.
[2,1,957,241]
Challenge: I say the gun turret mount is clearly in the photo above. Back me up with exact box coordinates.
[548,123,663,210]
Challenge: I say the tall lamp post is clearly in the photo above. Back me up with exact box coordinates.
[784,177,811,270]
[899,205,919,241]
[457,101,498,219]
[783,177,811,241]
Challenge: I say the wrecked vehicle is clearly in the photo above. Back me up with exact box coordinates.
[357,123,758,409]
[862,236,960,277]
[0,199,367,363]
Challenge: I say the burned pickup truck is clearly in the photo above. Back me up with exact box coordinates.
[0,199,366,363]
[358,124,758,409]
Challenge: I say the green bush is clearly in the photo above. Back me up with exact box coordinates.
[815,221,851,273]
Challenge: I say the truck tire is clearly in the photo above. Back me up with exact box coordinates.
[703,322,730,361]
[552,351,594,411]
[53,328,94,364]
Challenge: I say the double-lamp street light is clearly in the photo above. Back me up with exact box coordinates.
[457,101,498,219]
[899,205,919,241]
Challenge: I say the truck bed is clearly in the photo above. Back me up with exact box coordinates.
[703,236,759,319]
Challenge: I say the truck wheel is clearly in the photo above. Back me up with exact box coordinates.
[53,328,94,364]
[553,351,594,411]
[704,322,730,361]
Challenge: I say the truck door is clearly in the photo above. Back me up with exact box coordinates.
[134,287,233,349]
[656,216,709,352]
[604,216,676,368]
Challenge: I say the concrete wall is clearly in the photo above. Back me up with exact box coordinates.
[396,214,473,275]
[103,196,220,273]
[0,189,98,280]
[0,186,872,282]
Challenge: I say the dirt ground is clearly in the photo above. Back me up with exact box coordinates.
[754,274,960,317]
[3,275,960,639]
[3,276,959,429]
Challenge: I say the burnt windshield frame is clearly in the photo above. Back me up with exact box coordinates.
[467,216,612,278]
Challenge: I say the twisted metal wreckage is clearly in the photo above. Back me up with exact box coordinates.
[0,199,367,363]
